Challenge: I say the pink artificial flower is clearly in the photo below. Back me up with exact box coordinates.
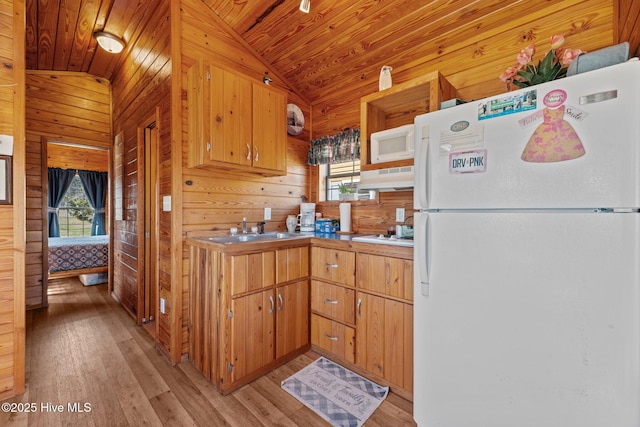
[499,66,518,83]
[561,48,584,65]
[516,49,532,66]
[524,44,536,58]
[550,34,565,49]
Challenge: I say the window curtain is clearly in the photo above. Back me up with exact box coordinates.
[48,168,77,237]
[308,128,360,166]
[78,170,108,236]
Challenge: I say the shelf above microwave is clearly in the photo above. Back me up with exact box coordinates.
[360,70,457,169]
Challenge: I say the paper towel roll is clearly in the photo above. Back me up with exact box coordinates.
[339,203,351,233]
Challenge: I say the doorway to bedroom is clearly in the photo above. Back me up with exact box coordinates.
[44,141,110,305]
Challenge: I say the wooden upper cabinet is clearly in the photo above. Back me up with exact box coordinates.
[360,71,457,171]
[253,82,287,173]
[187,60,287,175]
[210,66,252,167]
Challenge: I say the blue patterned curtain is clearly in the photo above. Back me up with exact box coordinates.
[78,170,108,236]
[48,168,77,237]
[308,128,360,166]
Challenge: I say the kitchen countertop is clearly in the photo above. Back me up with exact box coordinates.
[186,231,413,258]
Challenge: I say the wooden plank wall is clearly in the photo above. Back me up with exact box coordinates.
[312,0,621,234]
[24,71,111,309]
[618,0,640,55]
[0,0,26,401]
[311,1,617,138]
[48,143,109,172]
[110,0,173,357]
[180,0,312,356]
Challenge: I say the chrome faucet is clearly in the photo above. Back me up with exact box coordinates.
[242,217,247,234]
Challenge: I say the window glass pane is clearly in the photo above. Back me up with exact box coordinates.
[58,175,94,237]
[326,160,365,201]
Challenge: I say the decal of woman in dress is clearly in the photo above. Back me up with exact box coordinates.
[521,90,585,163]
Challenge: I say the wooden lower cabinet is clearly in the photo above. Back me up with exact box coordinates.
[276,280,309,358]
[228,289,275,383]
[357,253,413,301]
[311,246,355,286]
[311,314,355,363]
[356,292,414,392]
[311,280,355,324]
[188,243,310,395]
[310,243,414,399]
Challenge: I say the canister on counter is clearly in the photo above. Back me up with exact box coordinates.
[315,218,339,233]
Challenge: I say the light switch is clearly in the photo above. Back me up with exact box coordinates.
[396,208,405,222]
[163,195,171,212]
[264,207,271,220]
[0,134,13,156]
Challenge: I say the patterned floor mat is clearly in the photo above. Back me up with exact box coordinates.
[281,357,389,427]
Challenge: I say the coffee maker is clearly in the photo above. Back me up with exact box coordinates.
[298,203,316,233]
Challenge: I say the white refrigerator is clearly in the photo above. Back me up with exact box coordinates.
[413,60,640,427]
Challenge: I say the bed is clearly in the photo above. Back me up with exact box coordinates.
[48,235,109,280]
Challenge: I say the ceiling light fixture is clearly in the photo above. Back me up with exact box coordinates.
[299,0,310,13]
[94,31,125,54]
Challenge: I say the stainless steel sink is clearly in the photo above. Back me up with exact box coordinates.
[206,231,308,244]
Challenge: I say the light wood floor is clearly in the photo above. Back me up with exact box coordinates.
[1,277,416,426]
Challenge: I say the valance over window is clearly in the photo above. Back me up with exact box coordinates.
[308,128,360,166]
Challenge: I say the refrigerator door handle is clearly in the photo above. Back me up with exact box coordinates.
[415,212,430,296]
[414,126,429,210]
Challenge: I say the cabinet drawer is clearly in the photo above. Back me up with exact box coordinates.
[311,280,355,325]
[311,314,355,364]
[357,253,413,301]
[311,247,355,286]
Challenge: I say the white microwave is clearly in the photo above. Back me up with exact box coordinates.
[370,124,415,163]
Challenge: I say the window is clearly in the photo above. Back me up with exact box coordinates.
[58,175,94,237]
[322,160,367,201]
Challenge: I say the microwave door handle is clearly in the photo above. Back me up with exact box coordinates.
[415,212,430,297]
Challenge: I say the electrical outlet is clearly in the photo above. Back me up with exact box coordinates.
[396,208,405,222]
[160,298,166,314]
[264,207,271,220]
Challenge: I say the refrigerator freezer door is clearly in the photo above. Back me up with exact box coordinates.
[414,211,640,427]
[414,60,640,210]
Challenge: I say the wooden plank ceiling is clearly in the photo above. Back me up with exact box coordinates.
[24,0,629,105]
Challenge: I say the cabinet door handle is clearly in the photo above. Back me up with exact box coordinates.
[325,263,339,268]
[357,298,362,318]
[254,145,259,162]
[324,333,339,342]
[269,295,274,314]
[246,144,251,160]
[278,293,283,311]
[323,298,339,305]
